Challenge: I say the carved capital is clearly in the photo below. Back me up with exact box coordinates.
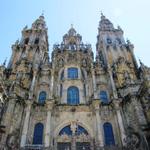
[92,99,100,110]
[24,100,32,113]
[113,99,122,110]
[46,100,55,111]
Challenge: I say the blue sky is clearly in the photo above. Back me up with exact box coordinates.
[0,0,150,66]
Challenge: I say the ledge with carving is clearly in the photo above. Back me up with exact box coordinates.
[117,81,141,98]
[55,104,92,113]
[53,43,92,52]
[56,133,91,143]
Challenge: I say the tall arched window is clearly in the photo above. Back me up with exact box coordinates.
[107,38,112,44]
[24,38,29,45]
[60,70,64,80]
[38,91,46,104]
[60,84,63,97]
[67,86,79,105]
[100,91,108,103]
[34,38,39,44]
[103,123,115,146]
[84,84,86,97]
[59,125,88,136]
[68,68,78,79]
[33,123,44,145]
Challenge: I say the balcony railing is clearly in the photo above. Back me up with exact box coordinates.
[24,144,44,150]
[22,144,130,150]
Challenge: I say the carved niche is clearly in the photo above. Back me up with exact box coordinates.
[112,57,135,87]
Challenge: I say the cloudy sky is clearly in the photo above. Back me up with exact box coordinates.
[0,0,150,66]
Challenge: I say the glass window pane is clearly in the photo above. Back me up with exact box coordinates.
[33,123,44,145]
[103,123,115,145]
[68,68,78,79]
[39,91,46,104]
[67,86,79,105]
[100,91,108,103]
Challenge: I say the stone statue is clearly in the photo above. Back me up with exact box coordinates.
[70,121,77,135]
[6,130,19,150]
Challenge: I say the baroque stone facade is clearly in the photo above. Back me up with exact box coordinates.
[0,13,150,150]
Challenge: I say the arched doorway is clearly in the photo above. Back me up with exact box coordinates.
[56,122,92,150]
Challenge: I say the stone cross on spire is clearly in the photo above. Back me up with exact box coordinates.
[71,24,73,28]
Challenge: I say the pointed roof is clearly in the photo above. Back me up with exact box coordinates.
[32,14,46,30]
[99,13,114,31]
[63,25,82,44]
[67,24,77,36]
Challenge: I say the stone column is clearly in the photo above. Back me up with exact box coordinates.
[108,67,118,99]
[20,101,32,147]
[115,101,126,146]
[131,95,147,126]
[29,68,38,99]
[0,96,16,146]
[50,71,54,98]
[92,100,104,147]
[91,69,97,99]
[44,100,54,148]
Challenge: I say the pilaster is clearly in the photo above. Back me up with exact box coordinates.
[114,100,126,146]
[44,100,55,148]
[20,100,32,147]
[92,99,104,147]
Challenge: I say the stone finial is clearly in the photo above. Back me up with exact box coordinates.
[117,25,123,31]
[100,11,105,20]
[23,25,28,30]
[3,58,7,66]
[15,39,19,45]
[71,24,73,28]
[126,39,131,45]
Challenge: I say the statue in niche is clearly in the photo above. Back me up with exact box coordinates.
[6,130,19,150]
[82,59,87,67]
[125,132,140,149]
[113,57,134,87]
[124,71,132,84]
[68,53,77,63]
[70,121,77,135]
[58,58,64,67]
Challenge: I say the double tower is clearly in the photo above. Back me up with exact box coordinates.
[0,14,150,150]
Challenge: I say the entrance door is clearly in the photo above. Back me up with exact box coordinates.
[57,142,71,150]
[76,142,91,150]
[57,124,91,150]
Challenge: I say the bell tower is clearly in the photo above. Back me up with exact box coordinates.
[96,13,138,88]
[8,14,49,69]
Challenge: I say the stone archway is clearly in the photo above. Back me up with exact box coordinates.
[55,121,93,150]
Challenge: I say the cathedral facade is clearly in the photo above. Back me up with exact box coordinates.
[0,14,150,150]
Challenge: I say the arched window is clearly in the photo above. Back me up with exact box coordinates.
[67,86,79,105]
[34,38,39,44]
[59,125,88,136]
[107,38,112,44]
[103,123,115,145]
[100,91,108,103]
[60,84,63,97]
[38,91,46,104]
[60,70,64,80]
[24,38,29,45]
[68,68,78,79]
[33,123,44,145]
[84,84,86,97]
[116,38,122,44]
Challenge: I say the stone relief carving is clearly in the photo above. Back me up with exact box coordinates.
[6,129,20,150]
[112,57,135,87]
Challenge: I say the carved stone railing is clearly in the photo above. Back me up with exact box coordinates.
[23,144,44,150]
[53,43,92,51]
